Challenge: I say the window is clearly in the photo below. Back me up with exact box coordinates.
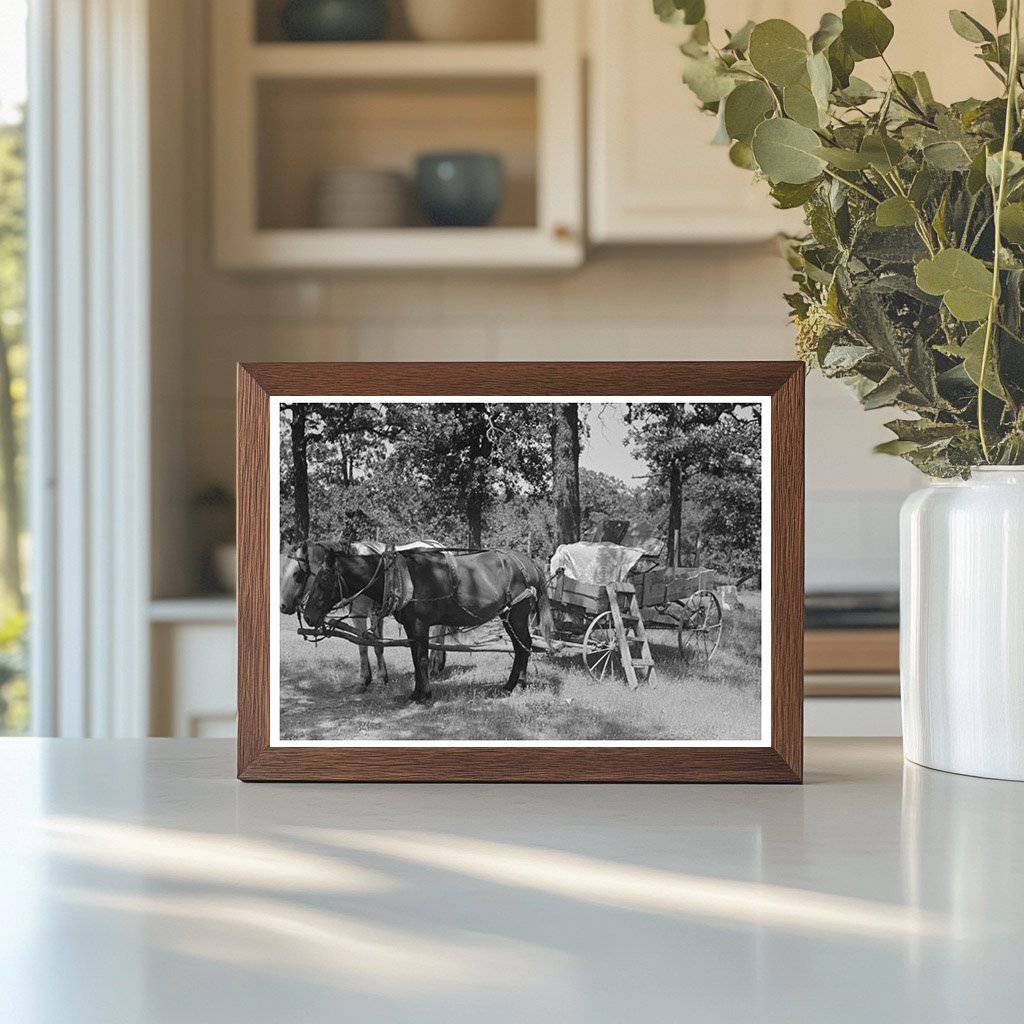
[0,0,28,734]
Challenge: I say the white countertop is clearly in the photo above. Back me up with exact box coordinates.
[2,738,1021,1023]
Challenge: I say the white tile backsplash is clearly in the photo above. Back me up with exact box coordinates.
[179,252,914,594]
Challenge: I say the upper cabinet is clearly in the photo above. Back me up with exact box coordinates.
[211,0,584,269]
[586,0,1001,245]
[587,1,815,243]
[210,1,1007,266]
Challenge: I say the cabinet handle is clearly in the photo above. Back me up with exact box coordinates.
[553,224,574,241]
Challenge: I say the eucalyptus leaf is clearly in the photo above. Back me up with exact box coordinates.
[958,324,1007,398]
[752,117,827,184]
[876,196,918,228]
[923,141,973,171]
[770,179,821,209]
[711,105,731,145]
[913,71,935,105]
[862,374,903,410]
[836,76,878,105]
[986,150,1024,190]
[874,438,921,455]
[948,10,994,44]
[810,12,843,54]
[783,83,823,129]
[860,133,906,172]
[1000,202,1024,242]
[724,81,775,143]
[724,20,755,53]
[729,140,758,170]
[826,35,855,89]
[967,143,993,193]
[892,72,919,102]
[654,0,705,26]
[909,165,937,205]
[748,19,810,87]
[842,1,895,60]
[815,146,872,170]
[807,51,833,111]
[915,249,994,321]
[682,55,737,103]
[690,19,710,46]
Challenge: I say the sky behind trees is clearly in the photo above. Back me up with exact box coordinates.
[278,400,763,581]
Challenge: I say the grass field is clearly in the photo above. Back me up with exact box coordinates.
[278,592,763,742]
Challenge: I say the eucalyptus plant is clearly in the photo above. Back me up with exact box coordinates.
[659,0,1024,474]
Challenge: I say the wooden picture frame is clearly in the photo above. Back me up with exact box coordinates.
[237,362,804,782]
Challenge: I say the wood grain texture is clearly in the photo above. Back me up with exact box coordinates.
[236,361,805,783]
[805,629,899,674]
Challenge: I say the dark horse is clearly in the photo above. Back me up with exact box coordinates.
[302,545,555,703]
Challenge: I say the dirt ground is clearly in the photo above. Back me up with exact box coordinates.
[278,592,763,742]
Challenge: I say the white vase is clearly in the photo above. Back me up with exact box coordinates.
[900,467,1024,780]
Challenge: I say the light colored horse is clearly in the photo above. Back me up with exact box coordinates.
[280,538,444,692]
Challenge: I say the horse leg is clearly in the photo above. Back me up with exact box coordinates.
[502,603,533,694]
[403,619,433,703]
[373,610,390,689]
[356,615,373,692]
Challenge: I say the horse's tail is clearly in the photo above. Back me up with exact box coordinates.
[533,562,556,652]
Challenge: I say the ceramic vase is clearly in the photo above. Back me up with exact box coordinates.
[900,467,1024,780]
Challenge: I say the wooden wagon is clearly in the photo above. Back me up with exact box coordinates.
[543,571,656,689]
[628,563,725,668]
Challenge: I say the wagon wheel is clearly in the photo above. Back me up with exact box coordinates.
[583,610,633,681]
[677,590,724,668]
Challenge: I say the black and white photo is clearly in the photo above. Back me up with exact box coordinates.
[271,396,770,746]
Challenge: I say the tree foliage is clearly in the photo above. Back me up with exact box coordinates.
[664,0,1024,474]
[279,401,762,580]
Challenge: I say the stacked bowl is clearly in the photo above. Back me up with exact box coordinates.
[314,167,409,229]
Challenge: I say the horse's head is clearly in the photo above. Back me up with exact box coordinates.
[302,547,343,628]
[280,541,313,614]
[302,544,384,628]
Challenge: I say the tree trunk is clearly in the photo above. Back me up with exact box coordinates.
[290,405,310,541]
[550,403,581,546]
[466,491,484,549]
[464,404,493,548]
[667,462,682,568]
[0,326,21,608]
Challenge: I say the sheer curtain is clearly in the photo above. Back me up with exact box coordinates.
[28,0,150,737]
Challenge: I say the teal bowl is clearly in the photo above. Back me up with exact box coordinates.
[415,152,505,228]
[281,0,388,42]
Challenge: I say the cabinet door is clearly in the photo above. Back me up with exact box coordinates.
[588,1,998,244]
[588,1,813,243]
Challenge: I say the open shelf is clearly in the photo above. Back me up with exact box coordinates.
[257,76,537,232]
[213,0,581,268]
[249,42,544,78]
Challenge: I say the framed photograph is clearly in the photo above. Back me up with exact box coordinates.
[237,362,803,782]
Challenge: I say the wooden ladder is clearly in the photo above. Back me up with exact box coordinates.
[604,584,656,690]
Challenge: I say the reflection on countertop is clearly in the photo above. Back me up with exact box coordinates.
[1,738,1023,1023]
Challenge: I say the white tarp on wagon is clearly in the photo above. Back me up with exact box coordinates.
[549,541,647,586]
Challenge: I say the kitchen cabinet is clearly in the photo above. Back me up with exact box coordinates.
[212,0,583,269]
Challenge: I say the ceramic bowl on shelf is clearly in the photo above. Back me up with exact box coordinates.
[414,152,504,227]
[280,0,388,42]
[314,167,409,228]
[403,0,534,42]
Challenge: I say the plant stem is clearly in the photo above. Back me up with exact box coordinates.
[821,167,879,203]
[979,0,1021,463]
